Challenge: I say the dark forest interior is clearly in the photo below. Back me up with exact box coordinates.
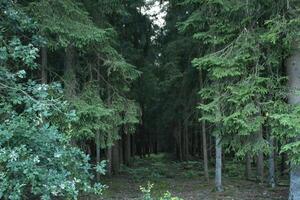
[1,0,300,199]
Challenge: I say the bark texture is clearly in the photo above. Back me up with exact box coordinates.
[106,147,113,176]
[112,141,120,175]
[268,136,276,188]
[123,133,131,166]
[286,46,300,200]
[199,69,209,182]
[202,120,209,182]
[64,45,76,98]
[215,136,223,192]
[245,153,252,180]
[256,128,264,183]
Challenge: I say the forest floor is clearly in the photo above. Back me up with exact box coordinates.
[100,154,289,200]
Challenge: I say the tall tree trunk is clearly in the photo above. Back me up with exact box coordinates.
[123,132,131,166]
[154,133,158,154]
[64,45,76,98]
[245,153,252,180]
[256,128,264,183]
[199,69,209,182]
[202,120,209,182]
[106,147,113,176]
[268,136,276,188]
[280,152,287,176]
[215,87,223,192]
[192,129,198,157]
[41,46,47,84]
[112,141,120,175]
[177,123,183,161]
[64,45,77,146]
[209,135,213,160]
[256,153,264,183]
[131,134,136,162]
[215,135,223,192]
[198,129,202,159]
[119,139,123,165]
[95,131,101,181]
[286,45,300,199]
[183,119,189,160]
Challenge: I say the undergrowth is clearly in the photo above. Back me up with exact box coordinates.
[121,154,204,182]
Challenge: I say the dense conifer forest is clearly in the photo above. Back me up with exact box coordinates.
[1,0,300,199]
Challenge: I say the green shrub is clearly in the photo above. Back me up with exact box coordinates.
[0,2,105,199]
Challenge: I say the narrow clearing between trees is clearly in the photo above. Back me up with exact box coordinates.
[99,154,288,200]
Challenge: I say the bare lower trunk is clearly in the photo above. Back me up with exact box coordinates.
[289,166,300,200]
[123,133,131,166]
[176,123,183,161]
[215,135,223,192]
[192,130,198,156]
[131,134,136,162]
[182,119,189,161]
[199,69,209,182]
[202,120,209,182]
[286,46,300,199]
[209,135,213,160]
[112,141,120,175]
[245,153,252,180]
[280,152,287,176]
[64,45,77,146]
[106,147,113,176]
[257,153,264,183]
[256,128,264,183]
[64,45,76,98]
[119,139,123,165]
[268,136,276,188]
